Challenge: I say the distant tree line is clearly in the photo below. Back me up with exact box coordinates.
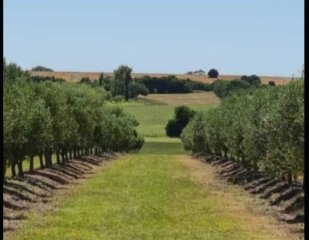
[136,75,213,93]
[27,61,269,101]
[30,76,66,83]
[76,69,214,99]
[212,75,263,98]
[31,65,54,72]
[72,73,266,100]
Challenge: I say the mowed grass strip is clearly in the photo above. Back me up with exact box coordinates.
[139,92,220,106]
[9,138,273,240]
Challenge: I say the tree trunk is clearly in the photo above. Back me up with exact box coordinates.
[303,170,305,190]
[44,152,52,167]
[17,161,24,177]
[29,155,34,173]
[61,153,66,164]
[287,172,293,184]
[11,163,16,177]
[253,162,258,171]
[56,151,61,164]
[39,154,44,169]
[44,153,48,167]
[3,158,7,181]
[125,82,129,101]
[69,151,73,160]
[236,156,240,165]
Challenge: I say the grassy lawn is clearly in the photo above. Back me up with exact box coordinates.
[108,94,219,137]
[8,138,274,240]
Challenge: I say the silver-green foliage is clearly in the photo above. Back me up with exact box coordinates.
[3,75,144,177]
[181,80,304,183]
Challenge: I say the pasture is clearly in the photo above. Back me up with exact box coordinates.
[108,92,219,137]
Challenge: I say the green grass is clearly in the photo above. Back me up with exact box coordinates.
[8,138,266,240]
[108,98,216,137]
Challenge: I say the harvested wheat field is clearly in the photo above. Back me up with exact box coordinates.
[29,71,291,85]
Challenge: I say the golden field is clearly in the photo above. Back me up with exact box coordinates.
[30,71,291,85]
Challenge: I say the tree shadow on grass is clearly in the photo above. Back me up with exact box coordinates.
[3,186,37,202]
[31,171,70,185]
[3,200,27,210]
[4,214,26,220]
[5,181,49,198]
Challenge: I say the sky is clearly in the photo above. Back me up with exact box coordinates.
[4,0,304,76]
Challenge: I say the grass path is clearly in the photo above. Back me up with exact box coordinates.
[7,138,295,240]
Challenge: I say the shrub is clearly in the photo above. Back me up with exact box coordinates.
[80,77,91,83]
[113,95,125,102]
[213,78,259,99]
[213,80,229,98]
[31,66,53,72]
[241,75,261,86]
[166,106,195,138]
[129,82,149,98]
[208,68,219,78]
[165,119,182,137]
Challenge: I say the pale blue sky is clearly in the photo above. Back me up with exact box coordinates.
[4,0,304,76]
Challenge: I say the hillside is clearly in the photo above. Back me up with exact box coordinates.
[29,71,291,85]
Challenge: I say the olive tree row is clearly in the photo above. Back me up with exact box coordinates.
[4,75,144,179]
[181,80,304,184]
